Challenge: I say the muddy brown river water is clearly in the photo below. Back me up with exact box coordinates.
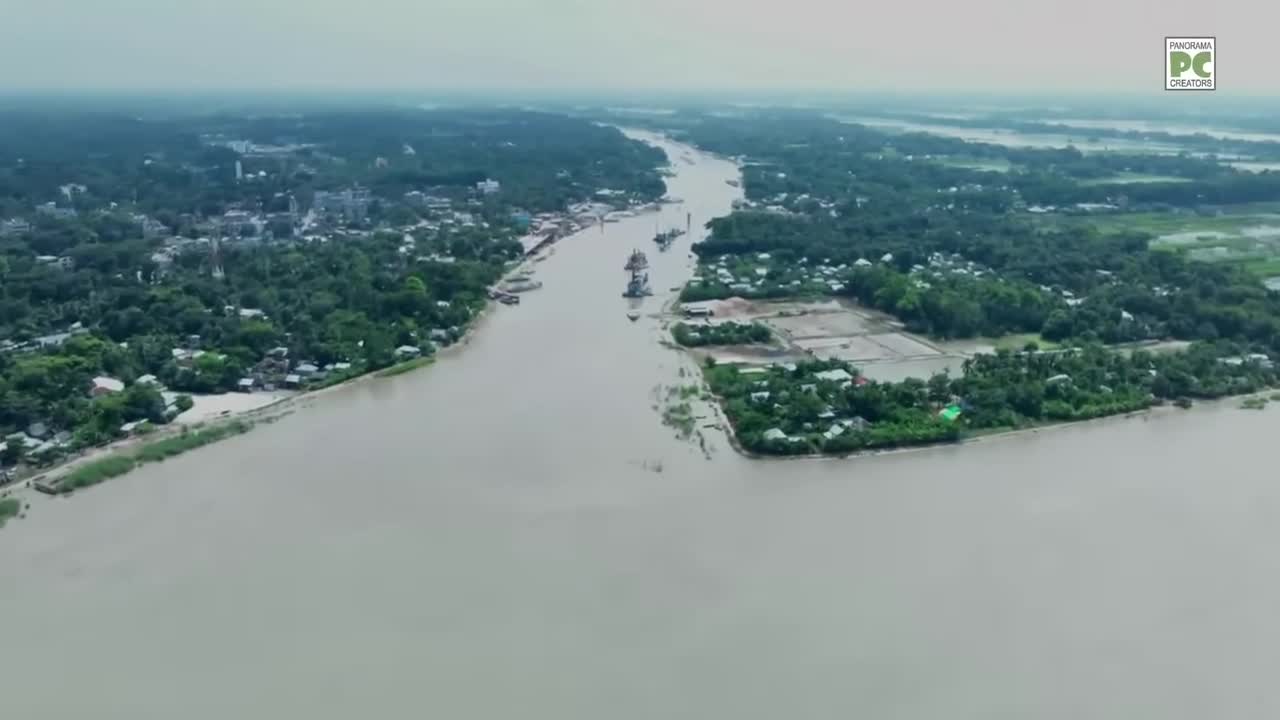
[4,131,1280,719]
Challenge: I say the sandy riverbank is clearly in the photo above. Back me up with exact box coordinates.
[166,390,296,425]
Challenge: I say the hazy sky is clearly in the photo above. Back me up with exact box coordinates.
[1,0,1273,94]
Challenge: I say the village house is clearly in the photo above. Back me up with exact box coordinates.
[120,420,150,436]
[90,376,125,396]
[814,368,853,383]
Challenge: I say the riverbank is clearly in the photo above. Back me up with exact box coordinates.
[697,372,1280,463]
[667,308,1279,461]
[51,420,255,495]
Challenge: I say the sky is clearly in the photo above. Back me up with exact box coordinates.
[0,0,1274,96]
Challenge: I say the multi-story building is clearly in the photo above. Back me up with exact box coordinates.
[313,187,372,222]
[0,218,31,237]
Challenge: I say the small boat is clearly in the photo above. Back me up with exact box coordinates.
[502,279,543,293]
[627,311,641,322]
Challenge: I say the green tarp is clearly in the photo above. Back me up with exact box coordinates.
[938,405,962,422]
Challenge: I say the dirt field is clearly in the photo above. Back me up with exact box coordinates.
[765,312,880,339]
[675,297,965,380]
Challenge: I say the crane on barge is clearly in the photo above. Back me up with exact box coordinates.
[622,249,652,298]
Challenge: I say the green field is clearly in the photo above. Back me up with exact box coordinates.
[990,333,1061,351]
[1239,257,1280,277]
[1035,206,1280,279]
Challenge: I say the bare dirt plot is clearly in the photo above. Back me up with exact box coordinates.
[797,336,902,362]
[859,357,965,382]
[759,299,846,316]
[765,312,880,339]
[699,297,848,321]
[867,332,943,358]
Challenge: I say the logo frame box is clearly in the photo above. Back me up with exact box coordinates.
[1165,36,1215,91]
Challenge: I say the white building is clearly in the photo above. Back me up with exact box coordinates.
[90,376,125,396]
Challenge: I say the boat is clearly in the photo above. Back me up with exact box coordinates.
[489,288,521,305]
[502,279,543,293]
[627,311,641,322]
[623,272,652,298]
[622,249,653,298]
[725,179,740,187]
[653,227,685,251]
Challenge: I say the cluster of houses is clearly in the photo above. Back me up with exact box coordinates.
[732,191,844,218]
[1219,353,1275,370]
[1,372,174,465]
[739,366,876,445]
[691,253,862,296]
[235,346,353,393]
[2,422,75,464]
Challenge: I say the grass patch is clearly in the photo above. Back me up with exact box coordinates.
[1040,210,1280,238]
[375,356,434,378]
[59,420,254,493]
[60,456,138,492]
[991,333,1060,351]
[0,498,20,528]
[660,385,700,439]
[1238,257,1280,277]
[132,420,252,463]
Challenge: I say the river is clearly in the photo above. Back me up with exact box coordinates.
[5,132,1280,718]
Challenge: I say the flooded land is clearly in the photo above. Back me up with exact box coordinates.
[7,131,1280,720]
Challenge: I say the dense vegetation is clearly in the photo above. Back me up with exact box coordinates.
[620,108,1280,457]
[707,343,1276,456]
[0,106,666,471]
[672,321,771,347]
[653,112,1280,351]
[0,108,665,218]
